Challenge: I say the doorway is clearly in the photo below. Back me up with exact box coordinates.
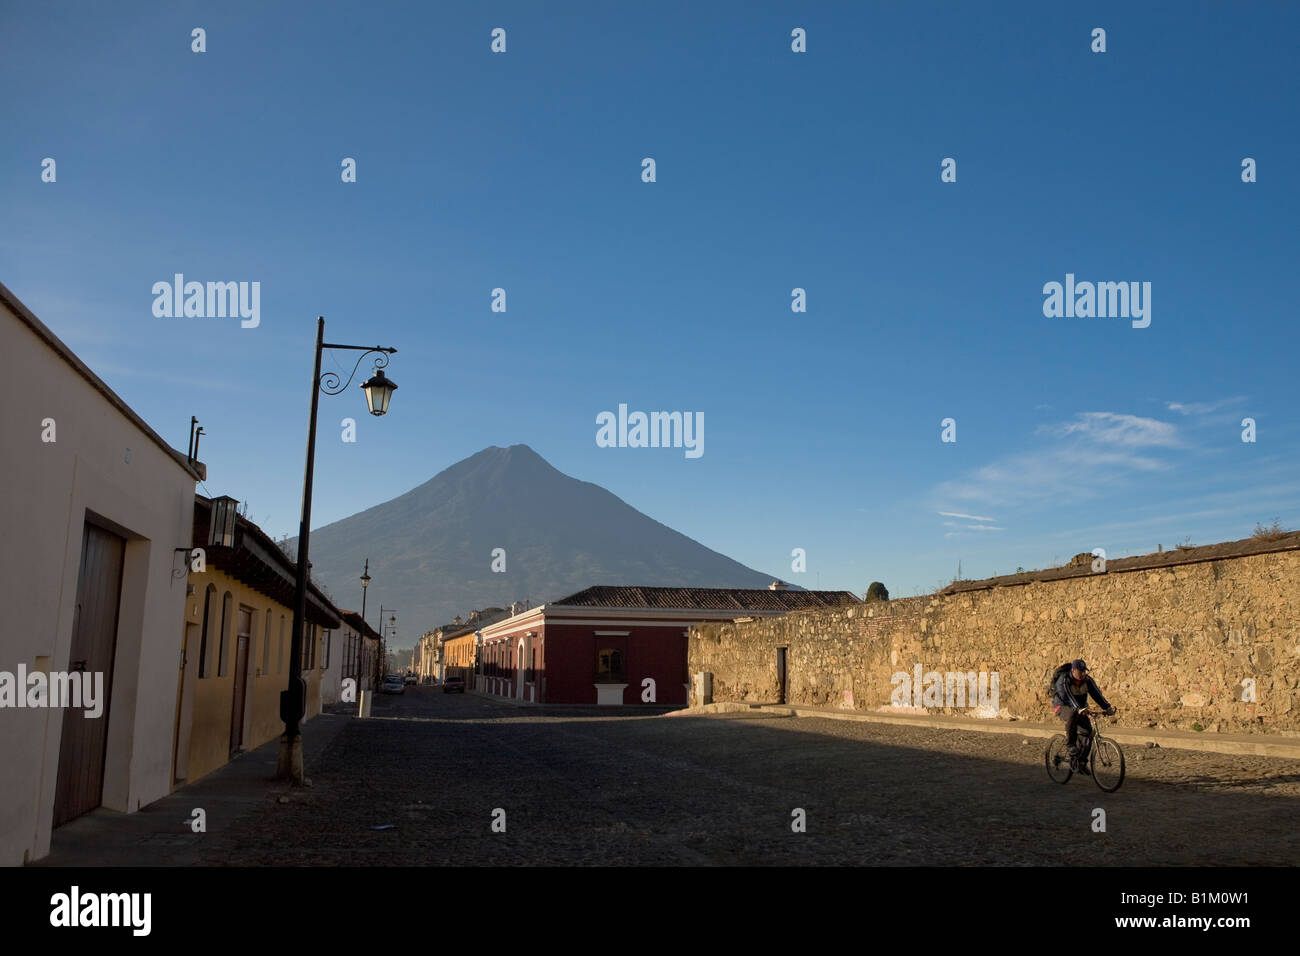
[230,607,252,755]
[53,522,125,828]
[776,647,787,705]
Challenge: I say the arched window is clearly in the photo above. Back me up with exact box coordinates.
[198,584,217,678]
[217,592,232,676]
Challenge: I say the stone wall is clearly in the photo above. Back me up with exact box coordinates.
[688,536,1300,734]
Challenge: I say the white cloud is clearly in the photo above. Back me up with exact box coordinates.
[935,410,1179,510]
[1040,411,1180,448]
[938,510,997,522]
[1166,397,1245,416]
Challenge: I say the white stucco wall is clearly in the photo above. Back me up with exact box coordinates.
[0,290,199,865]
[319,624,347,706]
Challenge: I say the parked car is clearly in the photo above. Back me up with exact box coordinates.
[404,673,417,685]
[442,675,465,694]
[381,675,405,695]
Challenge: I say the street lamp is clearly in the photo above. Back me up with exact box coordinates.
[356,559,370,694]
[278,317,398,784]
[208,495,239,548]
[376,607,396,689]
[360,369,397,416]
[385,615,397,674]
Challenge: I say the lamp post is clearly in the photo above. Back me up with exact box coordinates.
[357,559,370,694]
[278,317,398,784]
[376,607,396,690]
[386,615,397,675]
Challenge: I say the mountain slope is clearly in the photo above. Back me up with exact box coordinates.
[293,444,778,646]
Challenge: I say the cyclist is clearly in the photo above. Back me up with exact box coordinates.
[1052,659,1115,773]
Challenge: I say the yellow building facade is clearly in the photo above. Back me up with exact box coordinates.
[175,497,340,785]
[441,628,478,679]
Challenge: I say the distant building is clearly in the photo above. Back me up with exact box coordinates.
[438,607,508,685]
[476,586,861,706]
[415,628,443,683]
[337,610,382,694]
[326,610,381,705]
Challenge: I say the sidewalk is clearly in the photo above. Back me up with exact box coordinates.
[674,701,1300,759]
[30,712,353,867]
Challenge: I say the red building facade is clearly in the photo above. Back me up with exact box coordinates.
[476,585,861,706]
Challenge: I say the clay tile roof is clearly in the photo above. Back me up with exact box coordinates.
[193,495,341,629]
[338,610,381,641]
[549,585,861,612]
[437,608,512,642]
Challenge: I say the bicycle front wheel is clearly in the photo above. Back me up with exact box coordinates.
[1090,737,1125,792]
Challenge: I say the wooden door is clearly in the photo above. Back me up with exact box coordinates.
[776,647,787,705]
[230,607,252,755]
[53,522,125,827]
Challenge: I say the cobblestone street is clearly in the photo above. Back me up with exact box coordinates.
[189,688,1300,866]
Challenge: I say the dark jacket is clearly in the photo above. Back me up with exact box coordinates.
[1053,672,1111,713]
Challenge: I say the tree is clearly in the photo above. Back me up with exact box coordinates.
[865,581,889,602]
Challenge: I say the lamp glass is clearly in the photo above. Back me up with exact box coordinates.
[361,369,397,417]
[209,496,239,548]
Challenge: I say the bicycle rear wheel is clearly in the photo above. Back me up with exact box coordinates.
[1090,737,1125,792]
[1045,734,1073,783]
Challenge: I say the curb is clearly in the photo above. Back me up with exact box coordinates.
[673,702,1300,759]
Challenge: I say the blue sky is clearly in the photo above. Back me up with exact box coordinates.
[4,0,1298,603]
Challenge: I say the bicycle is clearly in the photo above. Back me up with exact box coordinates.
[1045,709,1125,792]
